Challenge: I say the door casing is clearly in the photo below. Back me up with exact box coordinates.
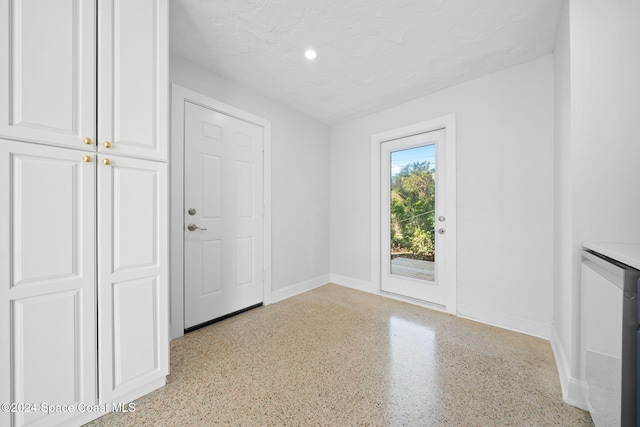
[371,115,457,314]
[380,130,446,304]
[170,85,272,339]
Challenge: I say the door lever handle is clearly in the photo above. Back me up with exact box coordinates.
[187,224,207,231]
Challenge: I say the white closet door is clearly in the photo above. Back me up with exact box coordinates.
[97,0,168,161]
[0,0,96,150]
[97,154,168,403]
[0,139,96,427]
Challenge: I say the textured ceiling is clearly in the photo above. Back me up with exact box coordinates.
[170,0,562,125]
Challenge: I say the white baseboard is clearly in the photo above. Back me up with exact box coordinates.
[549,326,587,410]
[329,274,374,293]
[270,274,330,304]
[457,304,551,340]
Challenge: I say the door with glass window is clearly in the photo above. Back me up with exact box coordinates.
[380,129,448,305]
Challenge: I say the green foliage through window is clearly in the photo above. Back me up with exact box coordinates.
[390,161,435,260]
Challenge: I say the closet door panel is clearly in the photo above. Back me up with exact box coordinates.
[98,154,168,403]
[112,277,158,387]
[13,291,82,427]
[98,0,168,161]
[0,0,96,149]
[0,140,96,427]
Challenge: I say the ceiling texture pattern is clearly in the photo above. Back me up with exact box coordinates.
[170,0,563,125]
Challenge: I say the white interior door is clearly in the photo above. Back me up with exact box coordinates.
[380,129,448,306]
[183,101,264,330]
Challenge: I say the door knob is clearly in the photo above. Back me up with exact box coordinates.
[188,208,197,215]
[438,228,446,234]
[187,224,207,231]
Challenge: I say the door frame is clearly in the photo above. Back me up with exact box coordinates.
[170,84,272,339]
[370,115,457,314]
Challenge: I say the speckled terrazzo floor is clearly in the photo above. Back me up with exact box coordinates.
[85,284,593,426]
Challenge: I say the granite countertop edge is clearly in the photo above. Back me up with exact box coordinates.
[583,242,640,270]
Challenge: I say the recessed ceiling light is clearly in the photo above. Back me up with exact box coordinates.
[304,49,317,60]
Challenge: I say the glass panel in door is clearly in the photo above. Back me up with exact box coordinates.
[389,145,436,282]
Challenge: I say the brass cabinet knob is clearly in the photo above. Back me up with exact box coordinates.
[83,137,93,145]
[82,155,92,163]
[102,158,111,166]
[103,141,112,148]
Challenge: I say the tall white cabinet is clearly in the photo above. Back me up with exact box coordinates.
[0,1,169,426]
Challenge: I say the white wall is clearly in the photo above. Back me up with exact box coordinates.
[571,0,640,244]
[551,0,581,407]
[551,0,640,407]
[330,55,555,338]
[170,54,331,298]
